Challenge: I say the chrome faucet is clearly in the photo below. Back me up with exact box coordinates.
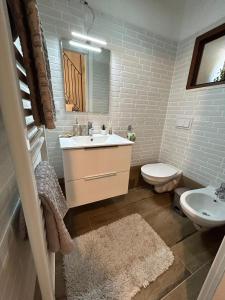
[215,183,225,200]
[88,121,93,136]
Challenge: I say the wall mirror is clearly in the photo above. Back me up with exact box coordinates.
[187,23,225,89]
[61,40,110,113]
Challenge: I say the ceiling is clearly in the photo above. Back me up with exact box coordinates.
[78,0,225,41]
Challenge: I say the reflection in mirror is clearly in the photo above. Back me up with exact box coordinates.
[187,23,225,89]
[61,40,110,114]
[197,36,225,85]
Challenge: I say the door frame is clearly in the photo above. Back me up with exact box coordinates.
[198,236,225,300]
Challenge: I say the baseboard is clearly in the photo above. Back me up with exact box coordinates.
[128,165,147,189]
[178,175,204,189]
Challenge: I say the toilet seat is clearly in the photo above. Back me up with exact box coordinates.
[141,163,180,183]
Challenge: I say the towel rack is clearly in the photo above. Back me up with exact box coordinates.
[0,1,55,299]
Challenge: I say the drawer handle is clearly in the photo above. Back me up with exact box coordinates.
[84,172,117,181]
[84,146,119,150]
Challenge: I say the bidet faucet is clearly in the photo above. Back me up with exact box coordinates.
[215,183,225,200]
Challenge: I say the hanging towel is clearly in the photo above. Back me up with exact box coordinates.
[7,0,56,129]
[35,161,74,254]
[19,161,74,254]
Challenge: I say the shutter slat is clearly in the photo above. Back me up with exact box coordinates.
[16,62,26,76]
[19,81,30,94]
[21,90,30,100]
[27,126,39,140]
[22,99,32,110]
[14,46,24,67]
[30,135,44,153]
[24,109,32,117]
[14,43,44,160]
[25,115,34,126]
[17,68,28,85]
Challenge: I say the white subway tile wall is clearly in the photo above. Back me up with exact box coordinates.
[38,0,177,178]
[38,1,225,187]
[160,21,225,187]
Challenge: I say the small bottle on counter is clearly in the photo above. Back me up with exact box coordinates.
[127,125,136,142]
[73,118,81,136]
[108,120,113,135]
[80,124,88,136]
[101,124,107,135]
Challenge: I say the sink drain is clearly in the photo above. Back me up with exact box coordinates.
[202,211,210,216]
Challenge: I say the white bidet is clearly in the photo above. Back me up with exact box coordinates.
[180,186,225,230]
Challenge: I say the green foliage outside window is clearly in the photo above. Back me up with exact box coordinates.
[214,66,225,82]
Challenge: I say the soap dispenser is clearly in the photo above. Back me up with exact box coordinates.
[101,124,107,135]
[127,125,136,142]
[73,118,80,136]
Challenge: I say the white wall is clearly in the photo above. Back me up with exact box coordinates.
[160,18,225,187]
[0,108,36,300]
[38,0,177,178]
[39,0,225,187]
[179,0,225,40]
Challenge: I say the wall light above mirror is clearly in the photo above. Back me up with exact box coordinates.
[71,32,107,46]
[187,23,225,89]
[61,39,110,114]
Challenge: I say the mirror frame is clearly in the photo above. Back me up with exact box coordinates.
[187,22,225,89]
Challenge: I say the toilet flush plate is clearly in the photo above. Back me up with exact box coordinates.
[176,118,192,129]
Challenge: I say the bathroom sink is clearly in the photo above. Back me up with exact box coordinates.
[72,135,110,145]
[59,134,134,149]
[60,133,133,207]
[180,186,225,229]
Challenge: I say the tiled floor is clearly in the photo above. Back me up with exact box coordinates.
[56,186,225,300]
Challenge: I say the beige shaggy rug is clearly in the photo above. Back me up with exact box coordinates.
[63,213,174,300]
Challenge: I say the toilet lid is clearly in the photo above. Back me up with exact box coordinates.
[141,163,179,179]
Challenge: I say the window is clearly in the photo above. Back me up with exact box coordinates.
[187,23,225,89]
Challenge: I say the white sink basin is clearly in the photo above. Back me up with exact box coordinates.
[59,134,134,149]
[180,186,225,229]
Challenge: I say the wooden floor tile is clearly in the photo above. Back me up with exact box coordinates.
[131,192,172,217]
[144,207,196,247]
[133,254,191,300]
[55,253,66,300]
[161,262,211,300]
[64,209,92,238]
[171,229,224,273]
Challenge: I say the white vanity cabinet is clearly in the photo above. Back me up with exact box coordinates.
[60,134,133,207]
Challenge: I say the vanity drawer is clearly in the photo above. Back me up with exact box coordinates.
[65,171,129,207]
[62,145,132,181]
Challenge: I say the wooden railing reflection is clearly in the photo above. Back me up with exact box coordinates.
[63,52,84,111]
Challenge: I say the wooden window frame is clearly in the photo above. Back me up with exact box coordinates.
[186,22,225,90]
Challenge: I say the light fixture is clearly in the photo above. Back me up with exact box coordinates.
[71,31,107,46]
[69,40,102,53]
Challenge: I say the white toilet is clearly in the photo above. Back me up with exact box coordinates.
[141,163,182,192]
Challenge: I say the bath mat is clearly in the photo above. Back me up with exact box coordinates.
[63,213,174,300]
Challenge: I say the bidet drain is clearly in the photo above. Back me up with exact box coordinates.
[202,211,210,216]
